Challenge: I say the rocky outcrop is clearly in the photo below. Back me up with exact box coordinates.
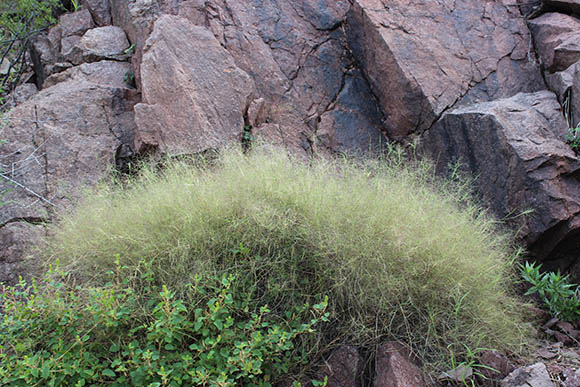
[419,91,580,262]
[346,0,545,140]
[133,15,254,154]
[0,60,136,281]
[111,0,387,155]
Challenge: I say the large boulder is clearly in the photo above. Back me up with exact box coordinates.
[419,91,580,264]
[133,15,255,154]
[0,60,137,283]
[346,0,545,139]
[528,13,580,73]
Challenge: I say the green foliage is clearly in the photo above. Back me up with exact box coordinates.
[520,261,580,322]
[0,0,62,90]
[566,124,580,151]
[43,146,532,371]
[0,258,329,386]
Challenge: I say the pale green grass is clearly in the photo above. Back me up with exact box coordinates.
[43,145,532,370]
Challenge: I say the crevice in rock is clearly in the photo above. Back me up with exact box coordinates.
[0,216,50,229]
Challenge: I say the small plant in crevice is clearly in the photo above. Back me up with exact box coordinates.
[520,261,580,322]
[442,344,498,387]
[124,43,136,56]
[566,124,580,152]
[123,71,136,88]
[242,124,254,150]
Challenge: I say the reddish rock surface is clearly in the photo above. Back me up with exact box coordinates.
[346,0,544,140]
[374,342,426,387]
[528,13,580,73]
[313,346,363,387]
[133,15,255,154]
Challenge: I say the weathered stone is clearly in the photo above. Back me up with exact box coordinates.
[501,363,554,387]
[419,91,580,263]
[4,84,39,108]
[0,60,137,282]
[479,350,516,381]
[0,222,43,284]
[545,62,576,106]
[82,0,112,26]
[77,26,130,62]
[59,9,94,38]
[571,63,580,127]
[374,342,426,387]
[528,13,580,73]
[309,346,364,387]
[134,15,255,154]
[347,0,545,139]
[109,0,162,87]
[60,35,83,63]
[44,60,133,89]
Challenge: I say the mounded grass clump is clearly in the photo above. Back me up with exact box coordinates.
[44,146,531,371]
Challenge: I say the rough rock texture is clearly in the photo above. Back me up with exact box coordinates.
[0,222,43,284]
[374,342,426,387]
[77,26,130,63]
[419,91,580,263]
[30,9,95,84]
[134,15,254,154]
[0,60,137,283]
[346,0,545,140]
[528,13,580,73]
[479,350,517,381]
[110,0,387,155]
[501,362,554,387]
[82,0,112,26]
[545,62,575,105]
[313,346,363,387]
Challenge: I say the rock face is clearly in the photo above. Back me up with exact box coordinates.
[111,0,387,154]
[420,91,580,262]
[134,15,254,154]
[346,0,545,140]
[0,60,136,281]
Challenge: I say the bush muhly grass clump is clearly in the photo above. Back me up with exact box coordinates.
[43,146,532,370]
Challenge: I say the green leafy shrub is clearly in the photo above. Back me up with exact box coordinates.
[520,261,580,322]
[0,258,328,386]
[43,145,531,371]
